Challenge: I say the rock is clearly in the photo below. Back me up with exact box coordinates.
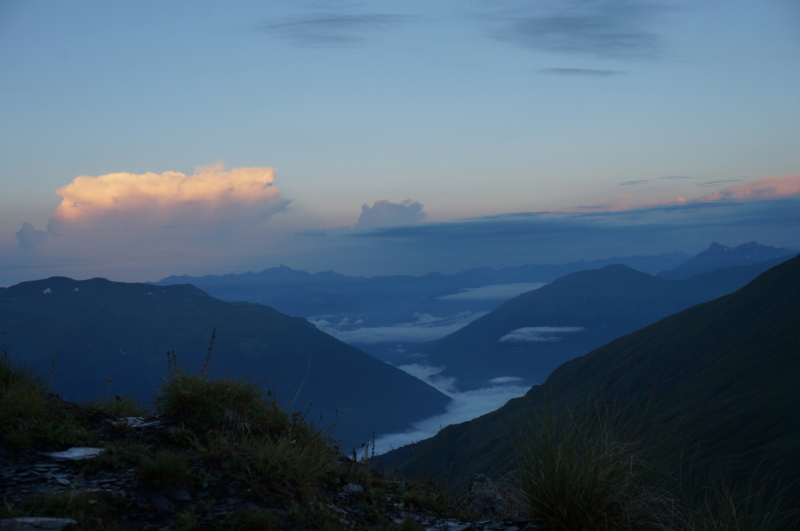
[43,448,103,461]
[342,483,363,494]
[149,493,174,512]
[0,517,77,530]
[163,488,192,502]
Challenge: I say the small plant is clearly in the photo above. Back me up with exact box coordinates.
[83,394,149,418]
[138,449,189,487]
[34,417,100,449]
[85,440,151,472]
[4,490,108,527]
[171,509,198,531]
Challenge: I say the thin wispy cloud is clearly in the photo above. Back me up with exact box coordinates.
[697,179,743,187]
[309,311,486,344]
[619,180,650,186]
[437,282,546,301]
[255,13,412,47]
[698,174,800,201]
[500,326,585,342]
[540,67,620,76]
[483,0,670,60]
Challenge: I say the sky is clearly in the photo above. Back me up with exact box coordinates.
[2,0,800,285]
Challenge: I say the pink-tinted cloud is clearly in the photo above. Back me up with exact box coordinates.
[698,173,800,202]
[570,173,800,214]
[53,163,282,225]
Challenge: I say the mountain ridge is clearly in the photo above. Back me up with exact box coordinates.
[382,254,800,495]
[0,276,450,451]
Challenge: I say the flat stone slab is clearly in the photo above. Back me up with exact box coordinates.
[0,517,77,530]
[43,448,104,461]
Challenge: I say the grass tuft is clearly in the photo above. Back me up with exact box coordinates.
[511,402,677,531]
[138,450,190,487]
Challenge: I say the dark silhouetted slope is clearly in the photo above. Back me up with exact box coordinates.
[0,277,450,450]
[383,255,800,495]
[420,258,790,390]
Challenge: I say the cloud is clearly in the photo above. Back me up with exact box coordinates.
[488,376,524,384]
[698,174,800,200]
[256,13,412,47]
[620,180,650,186]
[9,164,289,279]
[309,311,485,344]
[371,363,529,455]
[355,199,426,229]
[500,326,585,342]
[52,163,284,226]
[697,179,742,188]
[437,282,547,301]
[539,67,620,76]
[15,222,47,248]
[485,0,667,60]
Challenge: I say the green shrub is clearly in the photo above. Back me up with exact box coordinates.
[224,432,338,501]
[155,370,290,439]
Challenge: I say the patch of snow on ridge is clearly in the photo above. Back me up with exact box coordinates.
[500,326,584,342]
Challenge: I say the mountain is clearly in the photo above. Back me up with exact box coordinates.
[153,253,689,362]
[656,241,796,280]
[382,255,800,494]
[0,277,450,451]
[417,256,794,390]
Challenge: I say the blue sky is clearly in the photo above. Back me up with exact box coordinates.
[1,0,799,284]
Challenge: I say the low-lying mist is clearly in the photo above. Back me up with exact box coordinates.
[370,363,529,455]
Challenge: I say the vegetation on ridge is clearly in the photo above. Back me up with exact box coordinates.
[0,341,477,530]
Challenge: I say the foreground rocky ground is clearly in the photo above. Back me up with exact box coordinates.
[1,387,546,531]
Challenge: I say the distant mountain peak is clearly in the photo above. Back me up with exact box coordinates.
[656,241,796,281]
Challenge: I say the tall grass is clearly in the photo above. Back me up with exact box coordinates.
[0,349,54,444]
[511,402,677,530]
[510,401,799,531]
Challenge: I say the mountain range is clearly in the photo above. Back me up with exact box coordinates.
[155,252,690,360]
[382,254,800,497]
[0,277,449,451]
[416,254,796,390]
[656,241,796,280]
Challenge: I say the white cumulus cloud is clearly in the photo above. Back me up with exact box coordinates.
[52,163,284,225]
[355,199,425,229]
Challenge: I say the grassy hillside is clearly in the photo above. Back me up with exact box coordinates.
[420,256,793,390]
[0,277,450,450]
[384,255,800,500]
